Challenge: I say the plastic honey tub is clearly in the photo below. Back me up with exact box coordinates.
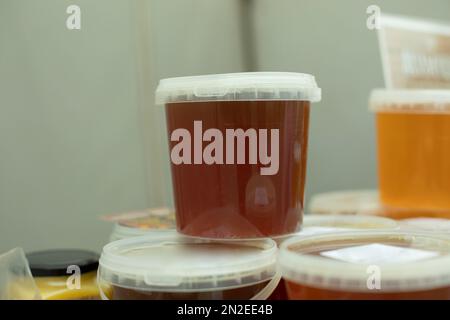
[279,230,450,299]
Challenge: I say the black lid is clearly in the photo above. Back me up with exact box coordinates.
[27,249,99,277]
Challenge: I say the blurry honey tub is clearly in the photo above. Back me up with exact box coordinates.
[98,235,279,300]
[278,230,450,300]
[27,249,100,300]
[370,90,450,217]
[107,207,176,242]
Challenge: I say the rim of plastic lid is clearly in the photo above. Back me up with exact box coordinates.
[309,190,381,215]
[303,214,398,229]
[155,72,322,104]
[99,235,277,291]
[279,230,450,292]
[109,224,177,242]
[369,89,450,113]
[109,209,176,242]
[400,218,450,232]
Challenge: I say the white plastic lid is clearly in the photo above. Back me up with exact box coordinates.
[99,235,277,292]
[279,230,450,292]
[309,190,383,215]
[369,89,450,113]
[303,214,398,230]
[155,72,321,104]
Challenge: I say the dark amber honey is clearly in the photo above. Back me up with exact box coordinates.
[165,101,310,238]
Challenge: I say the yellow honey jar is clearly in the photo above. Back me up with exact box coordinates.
[27,249,100,300]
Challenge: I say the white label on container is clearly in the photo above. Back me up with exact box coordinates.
[320,243,439,264]
[378,14,450,89]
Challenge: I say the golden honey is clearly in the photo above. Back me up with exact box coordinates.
[371,90,450,218]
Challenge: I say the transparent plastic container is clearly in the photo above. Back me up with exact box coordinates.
[0,248,41,300]
[370,90,450,218]
[269,214,398,300]
[279,230,450,299]
[98,235,279,300]
[156,72,321,239]
[108,207,176,242]
[273,214,399,244]
[377,14,450,89]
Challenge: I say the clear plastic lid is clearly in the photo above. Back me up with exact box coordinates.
[108,208,176,242]
[101,207,175,223]
[309,190,383,216]
[271,215,398,247]
[110,224,177,242]
[369,89,450,113]
[303,214,398,230]
[279,230,450,292]
[400,218,450,233]
[155,72,321,104]
[99,235,277,292]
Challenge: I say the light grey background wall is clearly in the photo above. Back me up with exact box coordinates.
[0,0,246,252]
[1,0,449,253]
[0,0,147,253]
[135,0,247,210]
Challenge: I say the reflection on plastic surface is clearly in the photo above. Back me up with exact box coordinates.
[0,248,41,300]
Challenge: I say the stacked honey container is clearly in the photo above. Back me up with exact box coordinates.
[96,72,450,301]
[98,72,329,300]
[5,16,450,302]
[97,15,450,300]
